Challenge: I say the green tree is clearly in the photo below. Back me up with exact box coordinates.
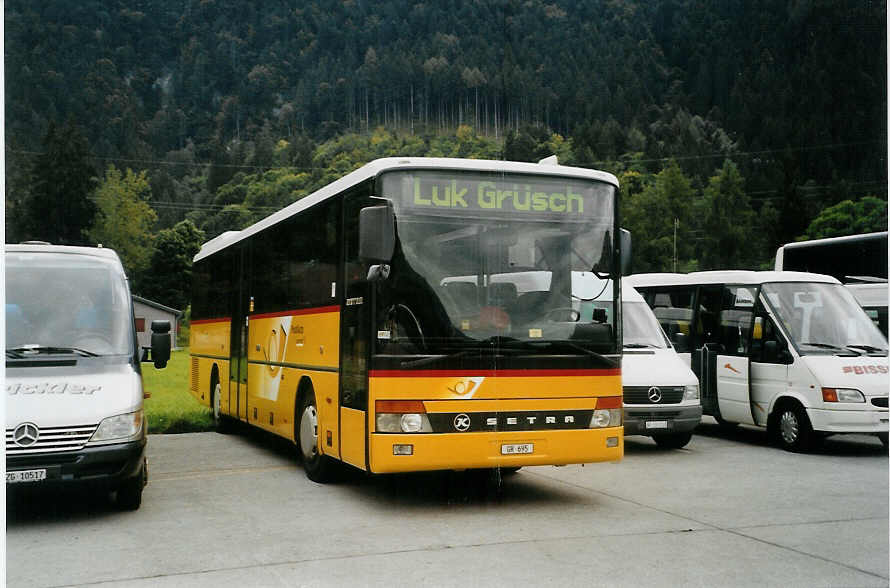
[88,165,157,277]
[137,219,206,310]
[622,161,697,272]
[21,121,97,245]
[802,196,888,239]
[699,160,758,269]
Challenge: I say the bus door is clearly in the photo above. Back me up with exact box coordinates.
[339,195,374,469]
[229,244,249,422]
[697,285,755,425]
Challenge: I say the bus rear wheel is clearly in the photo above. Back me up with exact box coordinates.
[210,376,232,433]
[297,388,335,483]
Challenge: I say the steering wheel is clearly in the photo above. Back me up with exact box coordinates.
[388,304,427,350]
[544,307,581,323]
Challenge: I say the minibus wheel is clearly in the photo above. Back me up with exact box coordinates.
[653,432,693,449]
[771,402,815,452]
[297,386,335,483]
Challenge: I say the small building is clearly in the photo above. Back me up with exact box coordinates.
[132,295,182,350]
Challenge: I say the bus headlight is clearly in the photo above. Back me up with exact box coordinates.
[89,410,144,444]
[822,388,865,403]
[590,409,622,428]
[684,384,700,401]
[375,400,434,434]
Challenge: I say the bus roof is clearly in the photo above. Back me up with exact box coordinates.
[627,270,841,288]
[194,157,620,262]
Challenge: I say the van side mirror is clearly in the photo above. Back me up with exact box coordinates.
[672,331,689,353]
[764,340,791,364]
[619,228,632,276]
[359,204,395,263]
[148,320,171,369]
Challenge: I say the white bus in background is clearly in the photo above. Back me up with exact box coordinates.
[775,232,888,336]
[628,271,888,452]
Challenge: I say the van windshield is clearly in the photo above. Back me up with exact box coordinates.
[5,252,133,357]
[763,282,888,356]
[623,301,670,349]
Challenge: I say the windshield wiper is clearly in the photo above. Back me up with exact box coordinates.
[6,345,99,357]
[401,349,476,369]
[504,339,618,367]
[799,342,860,356]
[846,344,888,355]
[623,343,657,349]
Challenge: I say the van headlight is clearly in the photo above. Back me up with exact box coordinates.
[684,384,700,401]
[89,410,144,444]
[822,388,865,403]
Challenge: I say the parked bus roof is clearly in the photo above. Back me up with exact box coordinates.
[194,157,620,262]
[627,270,841,288]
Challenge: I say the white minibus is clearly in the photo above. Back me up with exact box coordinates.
[5,243,171,509]
[574,277,702,448]
[628,271,889,452]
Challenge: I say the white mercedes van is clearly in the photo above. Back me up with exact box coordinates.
[574,276,702,448]
[5,243,171,510]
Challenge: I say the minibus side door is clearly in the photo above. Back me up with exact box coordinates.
[698,285,755,425]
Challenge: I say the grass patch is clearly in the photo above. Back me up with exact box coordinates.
[142,348,213,434]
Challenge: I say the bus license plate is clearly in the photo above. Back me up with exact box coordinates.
[501,443,533,455]
[645,421,668,430]
[6,469,47,484]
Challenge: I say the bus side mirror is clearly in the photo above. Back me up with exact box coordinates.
[359,205,395,263]
[149,320,171,369]
[620,229,632,276]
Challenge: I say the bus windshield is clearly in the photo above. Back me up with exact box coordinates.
[378,170,616,356]
[5,252,133,357]
[763,281,888,356]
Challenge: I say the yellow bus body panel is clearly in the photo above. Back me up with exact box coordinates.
[245,309,340,450]
[189,318,231,408]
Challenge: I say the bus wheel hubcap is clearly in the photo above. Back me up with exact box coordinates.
[780,411,799,444]
[300,404,318,460]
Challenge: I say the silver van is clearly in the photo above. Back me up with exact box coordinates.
[5,243,170,510]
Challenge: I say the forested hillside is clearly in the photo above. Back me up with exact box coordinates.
[5,0,887,293]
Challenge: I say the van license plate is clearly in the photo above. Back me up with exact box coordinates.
[6,469,47,484]
[645,421,668,430]
[501,443,533,455]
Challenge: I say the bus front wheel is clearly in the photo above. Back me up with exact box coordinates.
[297,388,335,483]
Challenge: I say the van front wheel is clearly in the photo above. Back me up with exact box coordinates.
[116,459,146,511]
[771,403,816,453]
[653,432,693,449]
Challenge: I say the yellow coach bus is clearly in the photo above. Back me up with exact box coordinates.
[189,157,626,482]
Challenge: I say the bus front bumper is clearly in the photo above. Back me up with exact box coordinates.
[368,427,623,474]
